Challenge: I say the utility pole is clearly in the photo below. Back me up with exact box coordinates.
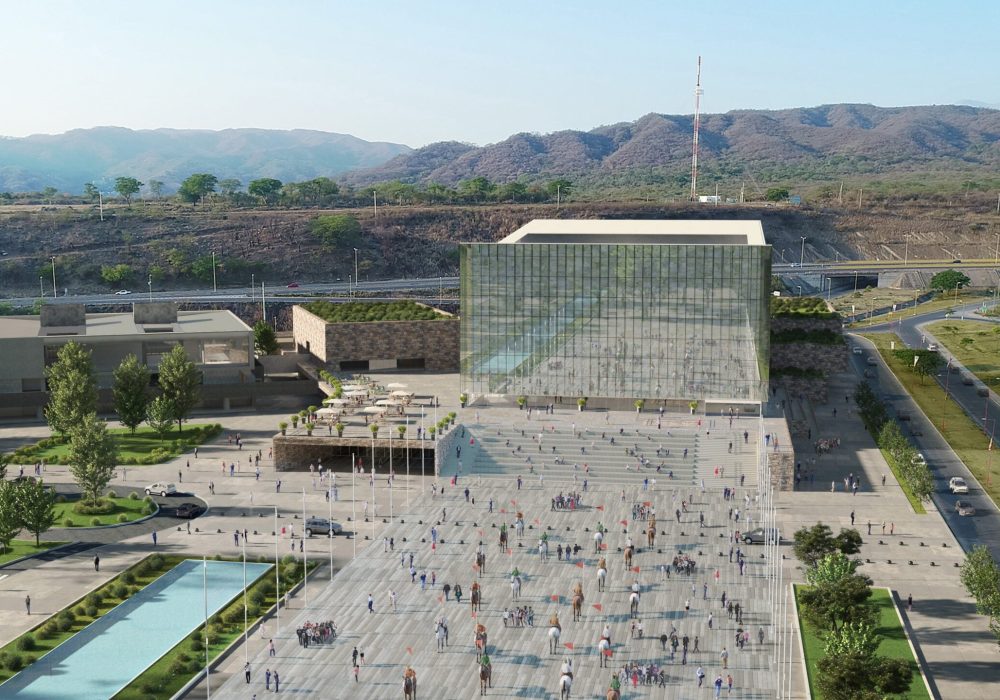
[858,188,863,209]
[261,281,266,322]
[148,273,152,303]
[98,190,104,222]
[689,56,702,201]
[353,248,359,298]
[739,182,745,204]
[211,251,217,292]
[50,256,57,298]
[838,181,844,206]
[373,191,377,220]
[799,236,807,267]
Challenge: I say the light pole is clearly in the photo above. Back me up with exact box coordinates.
[251,273,255,305]
[211,251,217,292]
[994,233,999,266]
[39,276,43,298]
[148,273,152,303]
[51,256,57,298]
[405,417,410,507]
[301,488,308,607]
[799,236,807,267]
[241,532,248,664]
[351,452,357,560]
[203,556,210,699]
[353,248,359,298]
[328,478,334,581]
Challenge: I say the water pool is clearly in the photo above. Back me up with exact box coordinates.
[2,558,271,699]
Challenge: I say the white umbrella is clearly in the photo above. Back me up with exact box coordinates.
[386,382,408,390]
[315,408,340,417]
[390,390,414,397]
[341,385,367,391]
[345,390,368,397]
[323,398,349,405]
[375,399,404,406]
[362,406,386,414]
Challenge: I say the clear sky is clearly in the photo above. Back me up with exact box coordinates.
[1,0,996,147]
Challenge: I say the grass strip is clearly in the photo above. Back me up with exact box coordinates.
[862,332,1000,507]
[10,423,222,466]
[52,494,154,527]
[794,585,929,700]
[0,540,66,567]
[924,319,1000,389]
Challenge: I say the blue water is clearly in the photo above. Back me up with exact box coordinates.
[2,559,270,699]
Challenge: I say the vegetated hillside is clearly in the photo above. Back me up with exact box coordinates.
[0,127,411,194]
[344,104,1000,191]
[2,198,999,299]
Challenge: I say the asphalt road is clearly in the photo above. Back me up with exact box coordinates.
[1,276,460,306]
[848,301,1000,559]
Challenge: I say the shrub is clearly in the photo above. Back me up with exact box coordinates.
[112,583,129,599]
[85,605,98,618]
[224,608,243,625]
[6,653,24,672]
[74,498,116,515]
[129,491,140,500]
[168,658,188,676]
[134,562,150,578]
[74,605,86,617]
[247,604,261,618]
[63,518,74,527]
[143,495,153,503]
[57,610,75,631]
[39,621,60,639]
[250,590,266,607]
[91,517,102,526]
[86,592,103,607]
[122,571,136,585]
[55,494,66,503]
[190,636,204,651]
[148,553,164,570]
[117,514,129,523]
[206,629,220,645]
[17,634,36,652]
[143,502,156,515]
[106,489,118,499]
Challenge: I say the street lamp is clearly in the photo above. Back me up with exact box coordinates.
[903,234,910,267]
[148,273,152,303]
[799,236,807,267]
[994,233,999,266]
[211,251,217,292]
[353,248,359,298]
[51,256,57,298]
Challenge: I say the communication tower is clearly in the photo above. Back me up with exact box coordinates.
[690,56,703,201]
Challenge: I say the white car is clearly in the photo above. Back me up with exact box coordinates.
[912,452,927,467]
[145,482,176,497]
[927,343,938,351]
[115,289,132,295]
[948,477,969,494]
[852,347,863,355]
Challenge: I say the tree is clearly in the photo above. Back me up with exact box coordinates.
[112,354,151,434]
[805,552,859,585]
[960,545,1000,646]
[0,451,7,481]
[83,183,100,202]
[177,173,218,205]
[930,269,970,291]
[248,178,283,206]
[792,523,863,567]
[100,263,134,285]
[546,179,572,200]
[892,348,943,384]
[15,479,56,546]
[42,186,58,203]
[145,394,175,440]
[253,320,279,356]
[147,180,164,199]
[310,214,362,248]
[114,177,143,206]
[816,621,912,700]
[44,342,98,438]
[0,482,21,554]
[68,414,118,506]
[765,187,790,202]
[218,178,243,200]
[800,573,875,633]
[458,177,494,203]
[157,345,201,432]
[498,182,528,202]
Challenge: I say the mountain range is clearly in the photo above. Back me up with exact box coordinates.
[0,127,410,194]
[1,104,998,194]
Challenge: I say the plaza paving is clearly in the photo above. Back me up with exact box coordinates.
[214,410,781,699]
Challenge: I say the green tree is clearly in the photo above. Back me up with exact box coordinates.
[100,263,134,285]
[498,182,528,202]
[218,178,242,199]
[114,177,143,206]
[805,552,859,585]
[157,345,201,432]
[44,342,98,437]
[83,183,100,202]
[146,180,164,199]
[177,173,218,205]
[0,451,7,481]
[546,179,572,200]
[145,394,175,440]
[112,354,151,434]
[0,481,21,554]
[253,320,279,356]
[816,621,912,700]
[792,523,863,567]
[68,414,118,506]
[930,269,971,291]
[458,177,494,203]
[765,187,790,202]
[800,573,875,633]
[960,545,1000,645]
[191,255,217,282]
[310,214,362,248]
[248,178,283,206]
[42,186,59,203]
[15,479,56,546]
[892,348,944,384]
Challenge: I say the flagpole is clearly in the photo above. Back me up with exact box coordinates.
[301,487,308,607]
[203,556,210,699]
[351,452,357,560]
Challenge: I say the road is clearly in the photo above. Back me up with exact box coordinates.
[848,300,1000,559]
[1,276,460,307]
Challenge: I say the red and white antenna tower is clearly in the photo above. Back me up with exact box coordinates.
[689,56,703,201]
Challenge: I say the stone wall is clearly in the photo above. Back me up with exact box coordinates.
[292,305,459,371]
[274,434,434,472]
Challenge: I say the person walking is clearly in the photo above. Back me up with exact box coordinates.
[390,590,398,612]
[352,646,359,666]
[25,595,30,615]
[244,662,251,683]
[265,668,271,691]
[907,593,913,611]
[94,555,100,571]
[273,670,280,692]
[696,666,706,688]
[714,674,724,698]
[720,646,729,669]
[850,510,855,526]
[367,593,374,614]
[269,639,276,657]
[152,531,157,546]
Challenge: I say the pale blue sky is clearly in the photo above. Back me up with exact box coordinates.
[1,0,996,146]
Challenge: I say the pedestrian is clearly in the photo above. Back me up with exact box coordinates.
[890,522,895,535]
[882,473,887,486]
[714,674,724,698]
[727,674,734,694]
[367,593,374,614]
[720,646,728,668]
[359,648,365,665]
[850,510,855,526]
[696,666,706,687]
[353,663,359,682]
[352,646,358,666]
[152,531,157,546]
[907,593,913,611]
[867,520,871,536]
[273,670,279,692]
[265,668,272,691]
[245,662,251,683]
[269,639,276,656]
[94,555,100,571]
[25,595,30,615]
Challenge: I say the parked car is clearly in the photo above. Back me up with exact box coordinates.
[742,527,780,545]
[304,517,342,537]
[949,477,969,494]
[175,503,203,519]
[145,482,176,497]
[955,500,976,516]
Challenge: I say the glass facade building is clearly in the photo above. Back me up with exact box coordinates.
[460,220,771,403]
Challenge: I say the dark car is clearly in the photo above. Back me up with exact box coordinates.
[175,503,203,519]
[742,527,780,545]
[286,282,300,288]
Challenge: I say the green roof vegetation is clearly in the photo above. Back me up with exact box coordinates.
[303,300,446,323]
[771,296,840,319]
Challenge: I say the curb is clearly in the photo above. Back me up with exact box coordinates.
[0,540,77,571]
[789,583,812,700]
[886,587,937,700]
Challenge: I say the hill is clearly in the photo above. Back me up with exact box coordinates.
[343,104,1000,191]
[0,127,411,194]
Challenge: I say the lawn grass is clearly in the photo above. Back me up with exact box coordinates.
[795,585,929,700]
[52,495,154,528]
[925,319,1000,389]
[862,332,1000,506]
[0,554,184,685]
[10,423,222,466]
[847,289,989,328]
[0,540,66,566]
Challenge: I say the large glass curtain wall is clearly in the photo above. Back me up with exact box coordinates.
[460,243,770,401]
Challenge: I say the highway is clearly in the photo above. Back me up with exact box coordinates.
[848,299,1000,558]
[1,276,460,307]
[774,260,1000,276]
